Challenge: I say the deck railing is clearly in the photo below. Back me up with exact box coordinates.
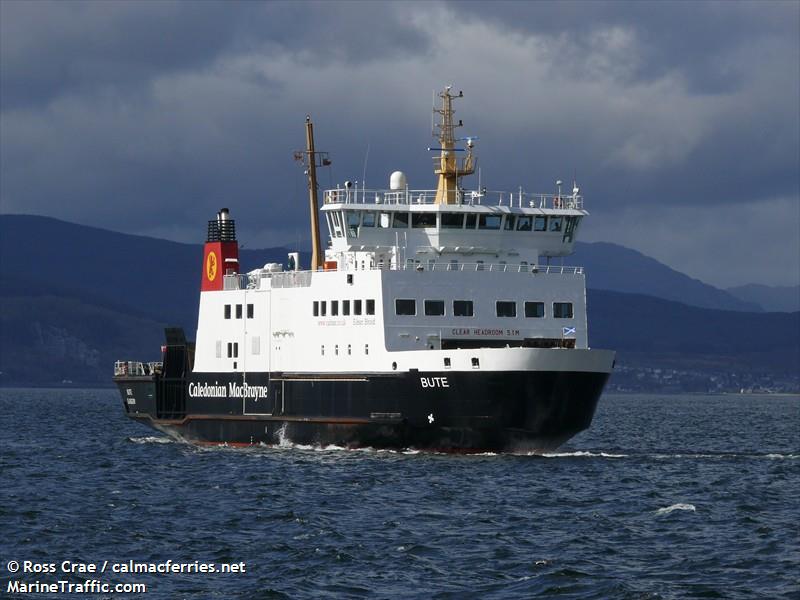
[323,188,583,210]
[114,360,162,377]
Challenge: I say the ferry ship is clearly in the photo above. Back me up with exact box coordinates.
[113,88,615,452]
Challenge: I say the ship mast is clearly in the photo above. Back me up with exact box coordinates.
[295,116,330,271]
[433,87,476,205]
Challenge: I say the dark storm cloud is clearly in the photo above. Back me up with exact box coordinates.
[0,0,797,287]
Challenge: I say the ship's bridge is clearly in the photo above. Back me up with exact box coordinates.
[321,184,587,265]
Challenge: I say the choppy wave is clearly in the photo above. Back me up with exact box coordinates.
[539,450,628,458]
[655,503,697,515]
[127,435,174,445]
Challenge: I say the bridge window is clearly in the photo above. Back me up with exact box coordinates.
[516,215,532,231]
[453,300,474,317]
[424,300,445,316]
[346,211,360,236]
[525,301,545,318]
[504,215,516,230]
[235,304,243,319]
[563,216,579,243]
[553,302,574,318]
[331,300,339,316]
[247,304,254,319]
[354,299,362,315]
[412,213,436,228]
[343,300,350,316]
[479,214,502,230]
[395,299,416,316]
[496,301,517,318]
[378,212,391,228]
[549,216,562,232]
[313,301,319,317]
[534,216,547,231]
[393,212,409,228]
[465,213,478,229]
[441,213,464,229]
[366,299,375,315]
[361,212,376,227]
[224,304,231,319]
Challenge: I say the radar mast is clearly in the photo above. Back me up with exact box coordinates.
[432,87,476,205]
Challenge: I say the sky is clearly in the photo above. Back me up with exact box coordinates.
[1,0,798,288]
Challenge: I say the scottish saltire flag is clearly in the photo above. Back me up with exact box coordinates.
[562,326,576,336]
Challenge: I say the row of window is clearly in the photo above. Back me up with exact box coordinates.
[329,211,580,238]
[395,299,574,319]
[313,299,376,317]
[224,303,254,319]
[321,344,369,356]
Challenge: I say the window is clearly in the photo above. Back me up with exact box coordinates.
[476,260,485,271]
[395,299,416,316]
[247,303,254,319]
[504,215,516,230]
[215,340,222,358]
[471,357,480,368]
[448,260,459,271]
[563,216,579,243]
[365,344,369,355]
[412,213,436,228]
[441,213,464,229]
[453,300,473,317]
[347,344,352,355]
[227,342,239,358]
[378,212,391,228]
[516,215,532,231]
[424,300,445,316]
[321,345,325,356]
[224,304,231,319]
[519,261,528,273]
[496,301,517,317]
[392,212,409,228]
[465,214,477,229]
[335,344,339,356]
[549,216,562,232]
[343,300,350,316]
[553,302,574,318]
[366,299,375,315]
[354,299,362,315]
[478,214,502,230]
[236,304,242,319]
[313,301,319,317]
[361,212,376,227]
[525,301,545,318]
[444,357,451,368]
[346,211,361,235]
[251,336,261,355]
[227,342,232,358]
[331,300,339,316]
[320,301,327,317]
[534,216,547,231]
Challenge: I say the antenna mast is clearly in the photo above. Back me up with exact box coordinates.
[294,115,330,271]
[432,87,476,205]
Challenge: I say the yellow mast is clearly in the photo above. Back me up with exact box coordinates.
[433,87,476,205]
[295,116,330,271]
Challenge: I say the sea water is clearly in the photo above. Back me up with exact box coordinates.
[1,389,798,599]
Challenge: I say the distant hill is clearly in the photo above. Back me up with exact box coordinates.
[570,242,761,312]
[726,284,800,313]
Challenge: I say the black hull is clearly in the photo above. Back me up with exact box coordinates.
[115,369,610,452]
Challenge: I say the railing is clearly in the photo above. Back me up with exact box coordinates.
[324,187,583,210]
[114,360,162,377]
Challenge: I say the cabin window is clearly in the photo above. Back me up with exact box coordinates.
[448,260,459,271]
[496,301,517,318]
[516,215,532,231]
[412,213,436,228]
[549,216,562,232]
[227,342,239,358]
[224,304,231,319]
[361,212,376,227]
[247,303,254,319]
[444,357,451,368]
[320,301,327,317]
[331,300,339,316]
[347,344,352,355]
[335,344,339,356]
[215,340,222,358]
[227,343,232,358]
[453,300,474,317]
[366,299,375,315]
[252,336,261,355]
[236,304,243,319]
[313,301,319,317]
[519,261,529,273]
[343,300,350,316]
[504,215,516,230]
[346,211,360,236]
[354,300,362,315]
[321,345,325,356]
[395,299,416,316]
[424,300,445,316]
[378,212,391,228]
[471,357,480,368]
[441,213,464,229]
[365,344,369,355]
[476,260,484,271]
[534,216,547,231]
[392,212,409,228]
[525,301,545,318]
[465,214,478,229]
[478,214,502,230]
[553,302,574,318]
